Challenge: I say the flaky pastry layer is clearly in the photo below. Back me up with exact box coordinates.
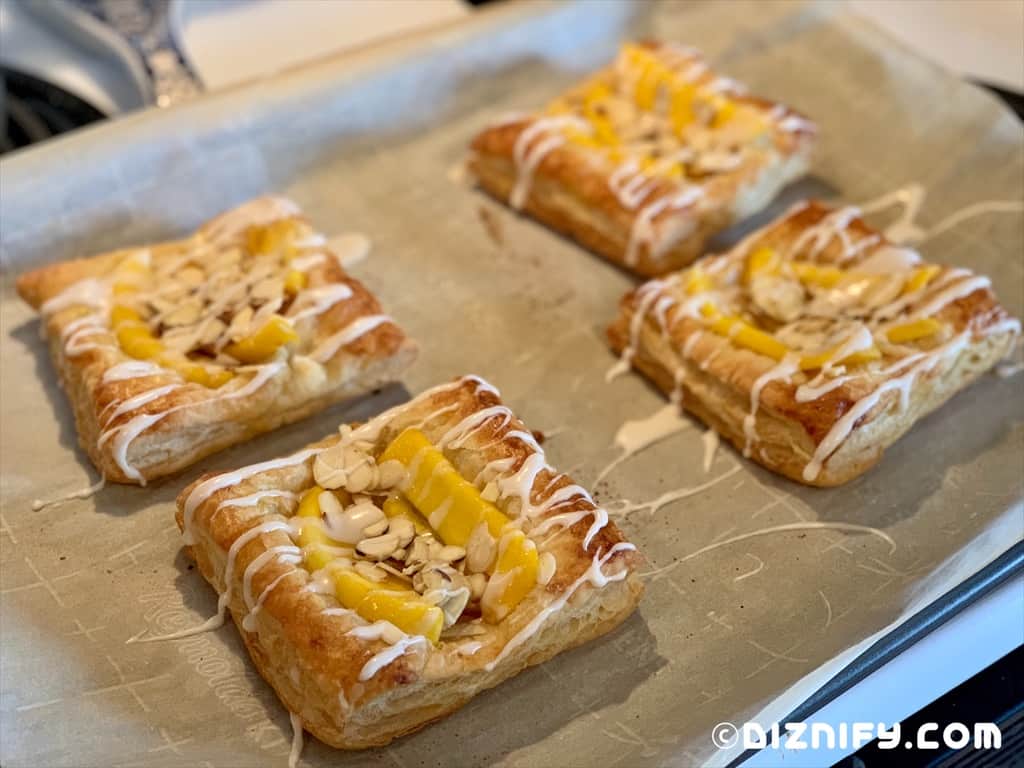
[176,375,642,748]
[17,197,416,484]
[608,201,1018,485]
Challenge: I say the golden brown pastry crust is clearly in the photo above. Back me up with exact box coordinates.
[468,42,816,278]
[608,201,1018,486]
[16,197,417,484]
[176,376,643,749]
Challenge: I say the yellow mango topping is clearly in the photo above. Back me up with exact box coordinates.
[684,267,712,295]
[903,265,941,295]
[380,429,508,544]
[485,529,539,623]
[333,570,443,642]
[382,496,432,536]
[225,315,298,364]
[284,270,307,294]
[711,97,736,128]
[295,487,443,641]
[886,318,943,344]
[669,84,694,134]
[709,313,790,361]
[245,218,302,257]
[172,360,234,388]
[791,262,845,288]
[798,346,880,371]
[117,324,163,360]
[111,305,233,388]
[744,246,780,284]
[381,429,540,618]
[295,486,346,571]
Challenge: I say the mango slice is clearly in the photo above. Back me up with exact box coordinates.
[245,218,302,258]
[380,429,508,544]
[744,246,780,284]
[110,304,233,388]
[284,270,307,294]
[382,496,432,536]
[902,265,941,295]
[295,487,443,640]
[225,315,298,364]
[790,262,844,288]
[684,267,712,295]
[333,570,443,642]
[486,529,539,623]
[886,318,943,344]
[798,346,880,371]
[295,486,348,571]
[380,429,540,617]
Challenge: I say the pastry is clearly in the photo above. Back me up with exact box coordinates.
[176,374,642,748]
[16,196,416,485]
[468,42,816,277]
[607,200,1020,485]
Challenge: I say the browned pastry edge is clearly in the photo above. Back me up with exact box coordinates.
[14,199,417,484]
[175,376,643,748]
[608,307,1014,486]
[466,47,816,278]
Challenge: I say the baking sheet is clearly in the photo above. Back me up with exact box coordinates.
[2,1,1023,766]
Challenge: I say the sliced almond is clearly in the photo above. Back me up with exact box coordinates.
[356,533,400,560]
[227,305,254,342]
[537,552,557,586]
[179,266,205,287]
[388,517,415,548]
[466,522,496,573]
[353,560,388,582]
[164,299,203,327]
[362,519,389,538]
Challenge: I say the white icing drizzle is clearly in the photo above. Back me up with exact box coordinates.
[101,361,285,484]
[326,233,371,268]
[287,284,353,322]
[311,314,392,363]
[484,543,634,672]
[242,570,297,632]
[242,546,302,613]
[701,429,719,473]
[99,384,182,427]
[742,353,800,457]
[204,196,300,244]
[31,476,106,511]
[606,277,675,381]
[288,712,304,768]
[613,464,742,516]
[130,519,292,643]
[101,360,163,383]
[182,447,320,544]
[596,404,691,483]
[457,641,484,656]
[347,622,427,681]
[625,186,703,267]
[642,521,897,581]
[510,116,589,209]
[40,278,108,316]
[804,332,970,481]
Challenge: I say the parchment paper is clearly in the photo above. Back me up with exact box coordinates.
[2,2,1022,766]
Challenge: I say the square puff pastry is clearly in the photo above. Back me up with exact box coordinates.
[16,196,416,485]
[175,374,642,748]
[608,200,1020,486]
[468,42,816,277]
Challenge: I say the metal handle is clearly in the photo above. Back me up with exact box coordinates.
[69,0,202,107]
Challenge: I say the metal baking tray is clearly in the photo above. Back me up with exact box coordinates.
[2,1,1021,766]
